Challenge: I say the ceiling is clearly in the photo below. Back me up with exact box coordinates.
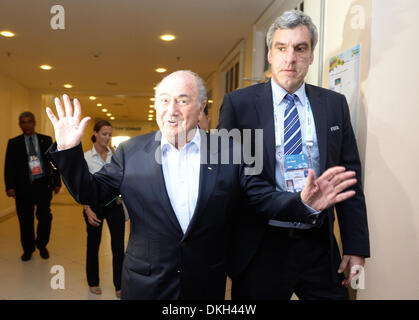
[0,0,274,121]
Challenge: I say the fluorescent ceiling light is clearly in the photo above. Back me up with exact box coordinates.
[160,34,175,41]
[0,31,15,37]
[40,65,52,70]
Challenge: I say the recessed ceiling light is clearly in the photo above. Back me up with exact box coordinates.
[149,105,154,108]
[110,116,115,120]
[160,34,176,41]
[101,108,108,112]
[148,118,154,121]
[150,98,155,102]
[106,113,112,117]
[149,110,154,113]
[208,100,213,104]
[63,84,73,88]
[1,31,15,38]
[40,65,53,70]
[155,68,166,73]
[89,96,96,100]
[97,103,102,107]
[153,86,157,90]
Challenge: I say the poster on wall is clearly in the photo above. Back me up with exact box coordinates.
[329,44,361,136]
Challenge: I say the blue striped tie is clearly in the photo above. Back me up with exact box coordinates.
[283,94,302,155]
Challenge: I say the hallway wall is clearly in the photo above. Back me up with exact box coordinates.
[0,74,31,217]
[358,0,419,299]
[322,0,419,299]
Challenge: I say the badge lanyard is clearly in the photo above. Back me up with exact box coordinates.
[26,136,43,177]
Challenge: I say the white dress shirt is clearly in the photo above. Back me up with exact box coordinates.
[270,79,320,228]
[84,144,129,220]
[161,129,201,234]
[271,79,320,191]
[84,144,113,174]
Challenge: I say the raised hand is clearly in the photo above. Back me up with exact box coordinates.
[46,94,91,150]
[301,167,357,212]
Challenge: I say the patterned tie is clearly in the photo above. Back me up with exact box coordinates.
[29,136,37,156]
[283,94,302,155]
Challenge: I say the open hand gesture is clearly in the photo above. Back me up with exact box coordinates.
[301,167,357,211]
[46,94,91,150]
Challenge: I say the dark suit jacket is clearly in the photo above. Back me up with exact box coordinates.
[4,133,61,196]
[47,130,318,300]
[218,81,370,280]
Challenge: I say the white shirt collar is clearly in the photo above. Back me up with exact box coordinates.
[271,78,306,106]
[91,144,112,156]
[160,127,201,154]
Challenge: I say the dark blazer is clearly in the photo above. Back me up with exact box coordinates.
[218,81,370,280]
[4,133,61,195]
[47,130,317,300]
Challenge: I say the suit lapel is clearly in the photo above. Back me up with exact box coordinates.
[17,135,29,169]
[17,134,26,152]
[255,82,276,180]
[37,134,47,154]
[183,131,219,240]
[144,131,183,234]
[306,84,327,173]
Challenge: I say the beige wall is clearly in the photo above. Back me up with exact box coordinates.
[357,0,419,299]
[0,74,31,217]
[322,0,419,299]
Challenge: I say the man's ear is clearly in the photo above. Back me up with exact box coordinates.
[309,51,314,65]
[267,49,272,64]
[201,101,207,111]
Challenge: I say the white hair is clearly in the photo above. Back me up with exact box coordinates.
[154,70,207,107]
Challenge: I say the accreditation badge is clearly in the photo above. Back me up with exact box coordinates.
[29,155,43,176]
[284,154,309,192]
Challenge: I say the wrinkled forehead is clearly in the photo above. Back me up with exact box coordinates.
[273,25,312,49]
[157,72,198,98]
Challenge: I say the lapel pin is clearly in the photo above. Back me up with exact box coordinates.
[208,166,212,170]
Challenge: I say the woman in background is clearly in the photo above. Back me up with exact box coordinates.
[83,120,125,298]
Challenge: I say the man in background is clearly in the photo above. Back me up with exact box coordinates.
[4,111,61,261]
[198,104,211,132]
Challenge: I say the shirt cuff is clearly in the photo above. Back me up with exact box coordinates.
[301,200,320,215]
